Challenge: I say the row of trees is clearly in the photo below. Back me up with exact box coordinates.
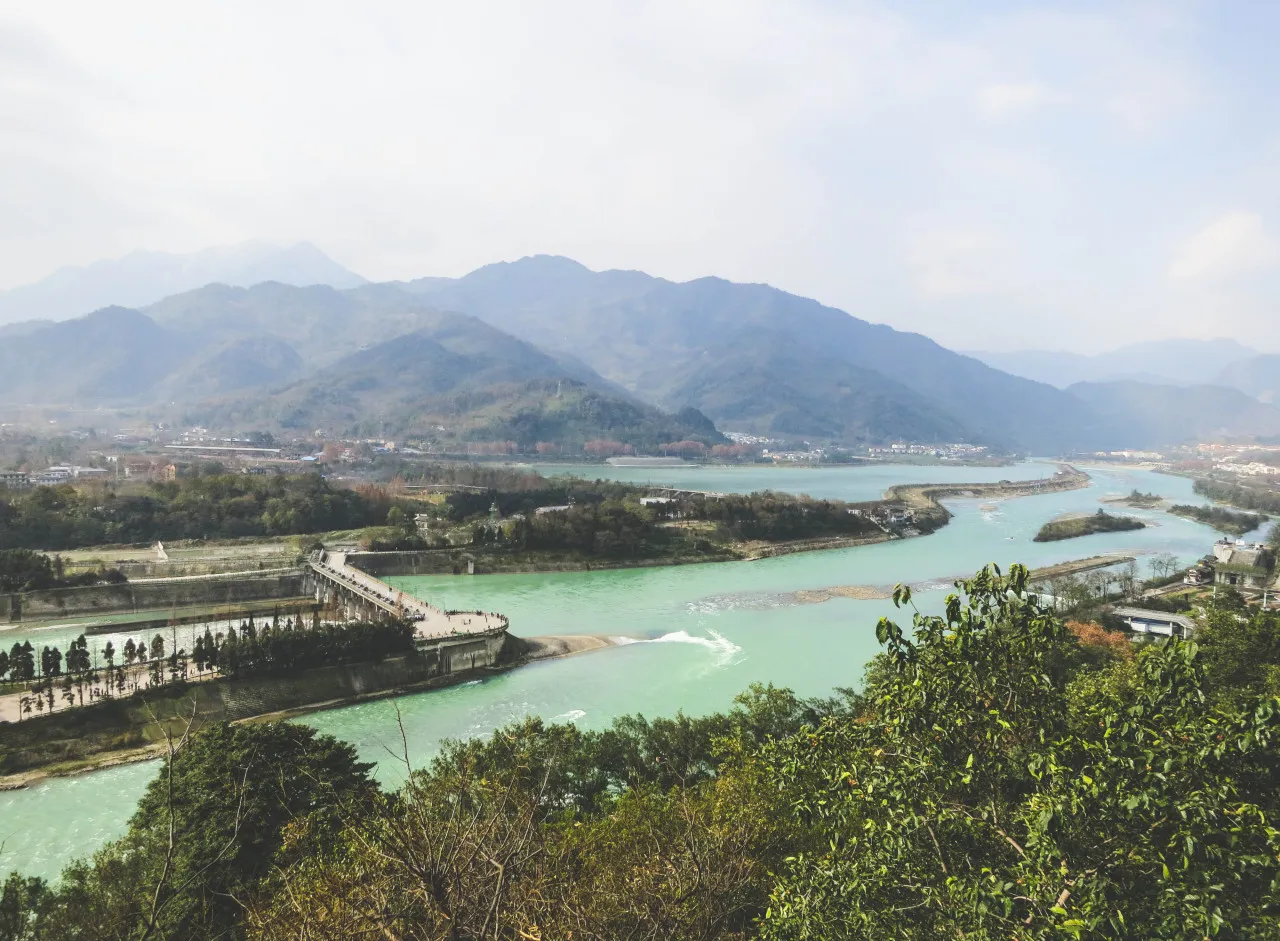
[0,473,410,550]
[2,612,418,720]
[190,614,413,678]
[1170,502,1269,535]
[1193,476,1280,514]
[685,491,881,542]
[5,563,1280,938]
[3,634,170,685]
[3,632,186,719]
[435,483,883,558]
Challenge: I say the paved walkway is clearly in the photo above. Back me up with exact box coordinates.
[310,550,507,640]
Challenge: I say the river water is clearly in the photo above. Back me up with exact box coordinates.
[0,462,1241,880]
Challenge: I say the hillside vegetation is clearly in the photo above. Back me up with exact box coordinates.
[0,472,400,550]
[6,257,1280,451]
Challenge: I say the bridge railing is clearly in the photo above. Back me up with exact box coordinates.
[309,548,510,636]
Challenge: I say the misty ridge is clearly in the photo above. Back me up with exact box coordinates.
[2,241,1280,454]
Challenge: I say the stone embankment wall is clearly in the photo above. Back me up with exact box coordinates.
[346,549,742,577]
[2,573,308,623]
[193,630,514,721]
[347,550,474,577]
[0,630,519,777]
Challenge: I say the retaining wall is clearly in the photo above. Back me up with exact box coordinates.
[195,630,513,720]
[0,630,519,775]
[2,573,308,623]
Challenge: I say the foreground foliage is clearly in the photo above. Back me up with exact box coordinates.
[762,565,1280,939]
[4,565,1280,939]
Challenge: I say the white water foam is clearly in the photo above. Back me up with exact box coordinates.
[551,709,587,722]
[614,629,743,666]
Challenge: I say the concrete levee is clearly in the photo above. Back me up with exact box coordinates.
[1,573,309,623]
[0,630,522,776]
[203,630,514,720]
[345,550,471,577]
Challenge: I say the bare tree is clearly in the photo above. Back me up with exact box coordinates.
[1118,560,1139,600]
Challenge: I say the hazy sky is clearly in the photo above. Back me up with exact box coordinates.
[3,1,1279,352]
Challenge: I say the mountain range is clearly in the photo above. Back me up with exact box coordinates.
[1215,355,1280,405]
[967,339,1266,390]
[3,249,1280,453]
[0,241,365,327]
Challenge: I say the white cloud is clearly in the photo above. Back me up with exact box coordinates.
[905,223,1027,299]
[976,83,1046,119]
[3,1,1276,352]
[1169,212,1280,280]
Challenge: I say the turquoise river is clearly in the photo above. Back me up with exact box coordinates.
[0,461,1255,881]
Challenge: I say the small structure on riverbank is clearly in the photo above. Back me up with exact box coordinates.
[1211,540,1275,590]
[1111,605,1197,639]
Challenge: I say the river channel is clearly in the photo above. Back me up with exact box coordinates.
[0,462,1244,880]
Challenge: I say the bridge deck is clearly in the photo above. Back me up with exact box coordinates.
[310,550,507,640]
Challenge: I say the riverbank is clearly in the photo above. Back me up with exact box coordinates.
[884,465,1090,530]
[0,598,318,639]
[1165,503,1268,536]
[0,632,625,789]
[353,531,898,578]
[884,465,1090,517]
[1028,554,1137,581]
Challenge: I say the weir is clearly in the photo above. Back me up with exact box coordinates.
[305,549,508,640]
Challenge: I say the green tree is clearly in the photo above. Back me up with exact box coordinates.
[63,636,89,675]
[0,871,49,941]
[1196,604,1280,708]
[761,564,1280,940]
[8,643,34,682]
[0,549,56,593]
[38,647,60,679]
[32,723,375,941]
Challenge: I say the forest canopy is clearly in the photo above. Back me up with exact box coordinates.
[0,473,403,550]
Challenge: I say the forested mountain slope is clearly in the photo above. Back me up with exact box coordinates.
[401,256,1103,450]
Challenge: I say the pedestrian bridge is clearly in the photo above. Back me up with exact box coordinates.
[306,549,507,640]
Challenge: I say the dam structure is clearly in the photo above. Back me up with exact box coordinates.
[306,549,508,640]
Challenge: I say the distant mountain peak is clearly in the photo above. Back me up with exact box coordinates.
[462,255,594,283]
[507,254,591,271]
[0,240,366,326]
[968,338,1261,389]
